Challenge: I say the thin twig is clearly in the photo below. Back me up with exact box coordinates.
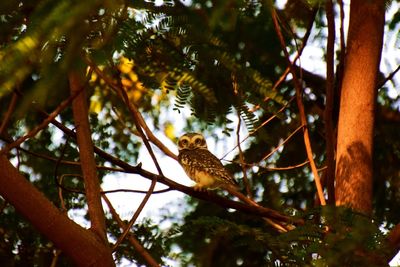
[56,174,84,194]
[221,97,294,160]
[223,185,291,232]
[271,67,291,93]
[231,73,253,198]
[0,92,18,136]
[55,135,72,212]
[377,64,400,89]
[111,107,140,137]
[17,147,124,172]
[223,159,309,171]
[0,132,127,172]
[56,173,171,195]
[57,175,68,212]
[265,161,310,171]
[50,250,62,267]
[111,179,157,251]
[271,8,326,206]
[102,188,171,194]
[102,194,160,267]
[235,100,252,198]
[269,8,317,95]
[33,152,124,171]
[130,102,178,161]
[251,97,295,135]
[261,124,304,162]
[0,87,83,155]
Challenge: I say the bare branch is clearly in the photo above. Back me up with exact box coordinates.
[223,185,292,232]
[0,87,83,155]
[221,97,294,160]
[102,195,160,267]
[377,64,400,89]
[269,161,310,171]
[102,188,171,194]
[271,8,326,206]
[236,101,252,198]
[269,8,317,94]
[223,159,310,174]
[0,92,18,136]
[111,168,156,249]
[261,124,304,162]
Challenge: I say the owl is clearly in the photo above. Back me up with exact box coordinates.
[177,132,239,190]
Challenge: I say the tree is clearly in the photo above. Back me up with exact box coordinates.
[0,0,400,266]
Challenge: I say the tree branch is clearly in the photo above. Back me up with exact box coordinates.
[0,88,82,155]
[271,8,326,206]
[386,223,400,262]
[85,57,161,249]
[69,71,108,242]
[377,64,400,89]
[261,124,304,162]
[102,195,160,267]
[269,8,317,93]
[0,156,115,267]
[44,116,303,225]
[0,92,18,136]
[222,97,294,160]
[85,57,178,161]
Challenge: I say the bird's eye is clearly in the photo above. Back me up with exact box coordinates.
[194,138,202,145]
[180,139,189,146]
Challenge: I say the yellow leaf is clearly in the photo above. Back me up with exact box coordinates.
[128,72,138,82]
[118,56,134,74]
[164,122,175,141]
[89,88,103,114]
[121,78,133,88]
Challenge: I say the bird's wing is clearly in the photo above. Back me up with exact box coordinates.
[196,150,238,185]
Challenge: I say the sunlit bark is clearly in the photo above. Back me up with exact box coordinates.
[335,0,385,214]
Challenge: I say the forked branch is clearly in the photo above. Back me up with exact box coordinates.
[271,8,326,206]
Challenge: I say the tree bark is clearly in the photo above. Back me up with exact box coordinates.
[69,71,109,241]
[335,0,385,215]
[324,0,336,204]
[0,156,115,267]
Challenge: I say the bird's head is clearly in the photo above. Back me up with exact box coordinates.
[177,132,208,151]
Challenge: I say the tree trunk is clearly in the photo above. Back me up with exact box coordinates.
[335,0,385,214]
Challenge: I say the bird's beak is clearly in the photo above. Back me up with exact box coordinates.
[188,144,196,149]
